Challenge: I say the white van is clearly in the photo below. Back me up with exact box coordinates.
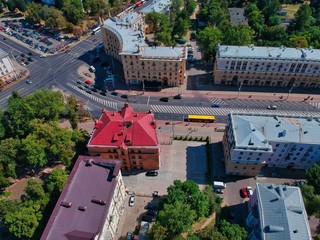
[89,65,96,73]
[213,181,226,189]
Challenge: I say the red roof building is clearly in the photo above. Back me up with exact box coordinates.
[41,156,126,240]
[87,103,160,171]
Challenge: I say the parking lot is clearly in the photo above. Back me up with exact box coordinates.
[1,18,76,54]
[115,140,208,238]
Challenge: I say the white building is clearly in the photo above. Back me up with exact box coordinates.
[223,113,320,176]
[246,183,312,240]
[41,156,126,240]
[214,45,320,88]
[0,48,16,89]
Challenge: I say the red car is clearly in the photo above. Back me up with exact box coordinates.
[240,188,248,198]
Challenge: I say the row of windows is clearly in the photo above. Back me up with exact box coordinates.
[109,155,143,159]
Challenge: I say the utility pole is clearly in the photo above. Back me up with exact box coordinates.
[285,84,296,101]
[236,81,243,99]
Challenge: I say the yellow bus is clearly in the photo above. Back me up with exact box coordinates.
[187,115,215,123]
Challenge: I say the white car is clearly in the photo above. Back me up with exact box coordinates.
[246,186,253,197]
[129,195,135,207]
[267,105,277,110]
[40,54,46,58]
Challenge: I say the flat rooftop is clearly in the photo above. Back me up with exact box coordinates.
[218,45,320,61]
[0,48,8,59]
[138,0,171,13]
[141,46,186,60]
[230,113,320,149]
[41,156,121,240]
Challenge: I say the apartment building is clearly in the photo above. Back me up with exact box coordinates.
[101,11,187,88]
[41,156,126,240]
[223,113,320,176]
[246,183,312,240]
[0,48,16,89]
[87,103,160,171]
[214,45,320,88]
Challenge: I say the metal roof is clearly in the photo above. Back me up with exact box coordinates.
[141,46,185,59]
[256,183,312,240]
[218,45,320,61]
[230,113,320,149]
[0,48,8,59]
[138,0,171,13]
[41,156,122,240]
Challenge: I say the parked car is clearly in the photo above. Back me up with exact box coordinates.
[160,97,169,102]
[26,80,32,84]
[111,91,118,96]
[121,94,128,99]
[91,87,98,92]
[211,104,220,108]
[176,38,187,44]
[267,105,277,110]
[142,215,153,223]
[129,195,135,207]
[246,186,253,197]
[76,80,83,84]
[127,231,134,240]
[240,188,248,198]
[78,85,85,90]
[100,91,107,96]
[173,94,182,99]
[86,89,92,94]
[146,170,158,177]
[214,188,224,194]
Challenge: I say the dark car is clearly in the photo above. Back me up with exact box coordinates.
[142,215,153,223]
[126,231,133,240]
[86,89,92,94]
[27,57,33,62]
[111,91,118,96]
[146,170,158,177]
[91,87,98,92]
[20,53,25,57]
[160,97,169,102]
[121,94,128,99]
[211,104,220,108]
[173,94,182,99]
[146,203,157,210]
[147,210,157,217]
[100,91,107,96]
[76,80,83,84]
[28,52,32,56]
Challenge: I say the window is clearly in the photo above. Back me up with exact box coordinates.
[139,155,142,159]
[240,152,243,155]
[238,157,242,160]
[109,155,113,158]
[132,155,135,159]
[243,166,247,169]
[258,153,262,156]
[299,147,303,151]
[275,144,279,147]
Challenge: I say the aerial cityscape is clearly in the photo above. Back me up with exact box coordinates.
[0,0,320,239]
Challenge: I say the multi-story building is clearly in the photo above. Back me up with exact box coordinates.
[41,155,126,240]
[101,11,187,88]
[223,113,320,176]
[246,183,312,240]
[0,48,16,89]
[214,44,320,88]
[87,103,160,171]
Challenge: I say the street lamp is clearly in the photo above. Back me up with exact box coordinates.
[236,82,243,99]
[285,84,296,101]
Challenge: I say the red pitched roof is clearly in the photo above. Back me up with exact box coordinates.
[88,103,159,147]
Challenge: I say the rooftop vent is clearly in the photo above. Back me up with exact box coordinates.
[248,138,254,145]
[61,201,72,208]
[91,198,107,206]
[290,207,303,214]
[275,186,285,199]
[268,184,275,189]
[304,130,308,134]
[283,185,288,191]
[278,130,287,138]
[85,159,94,167]
[262,139,268,144]
[78,206,87,211]
[307,116,313,121]
[274,116,279,121]
[252,128,256,132]
[266,225,284,232]
[293,229,298,234]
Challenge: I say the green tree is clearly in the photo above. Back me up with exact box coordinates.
[247,10,264,36]
[66,95,79,129]
[0,138,21,178]
[25,179,46,200]
[63,0,84,25]
[45,169,68,195]
[0,109,6,139]
[291,4,313,31]
[198,0,229,28]
[304,26,320,48]
[203,185,222,214]
[13,0,27,12]
[145,12,173,45]
[158,201,196,236]
[149,222,169,240]
[219,219,247,240]
[21,134,47,168]
[262,0,281,25]
[4,205,40,239]
[223,24,253,45]
[173,17,189,37]
[25,2,42,26]
[197,26,222,60]
[306,163,320,194]
[0,172,10,190]
[45,8,67,31]
[54,0,64,9]
[196,223,228,240]
[288,35,308,48]
[186,0,197,16]
[6,0,16,15]
[261,25,287,43]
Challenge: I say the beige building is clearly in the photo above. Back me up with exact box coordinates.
[214,45,320,88]
[0,48,16,89]
[101,11,187,88]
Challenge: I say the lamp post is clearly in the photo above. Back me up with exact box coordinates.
[285,84,296,101]
[236,81,243,99]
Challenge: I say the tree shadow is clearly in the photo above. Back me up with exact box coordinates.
[186,144,208,184]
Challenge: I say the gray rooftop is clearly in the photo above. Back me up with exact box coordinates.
[0,48,8,59]
[256,183,312,240]
[41,156,121,240]
[218,45,320,61]
[228,8,248,26]
[141,46,186,59]
[230,113,320,149]
[138,0,171,13]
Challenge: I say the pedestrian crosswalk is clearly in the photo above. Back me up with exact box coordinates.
[309,102,320,109]
[209,98,225,105]
[150,104,320,117]
[66,83,118,109]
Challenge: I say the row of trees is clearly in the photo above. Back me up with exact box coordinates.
[149,180,247,240]
[145,0,197,45]
[0,89,87,189]
[0,169,68,239]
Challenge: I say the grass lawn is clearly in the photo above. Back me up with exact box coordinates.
[281,4,301,19]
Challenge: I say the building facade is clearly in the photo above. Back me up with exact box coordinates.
[0,48,16,89]
[101,11,187,88]
[214,45,320,88]
[87,103,160,171]
[41,156,126,240]
[223,113,320,176]
[246,183,312,240]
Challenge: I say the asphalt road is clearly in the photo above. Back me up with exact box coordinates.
[1,32,320,123]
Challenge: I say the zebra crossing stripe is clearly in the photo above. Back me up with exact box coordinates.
[66,83,118,109]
